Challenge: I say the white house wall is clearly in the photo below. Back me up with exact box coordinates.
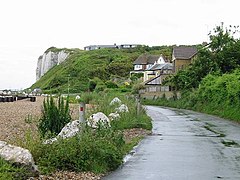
[134,65,143,70]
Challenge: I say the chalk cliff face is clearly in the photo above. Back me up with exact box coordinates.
[36,50,69,81]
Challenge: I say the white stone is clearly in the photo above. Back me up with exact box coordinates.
[87,112,110,128]
[110,97,122,105]
[58,120,81,139]
[0,141,38,172]
[109,112,120,120]
[115,104,129,113]
[44,120,81,144]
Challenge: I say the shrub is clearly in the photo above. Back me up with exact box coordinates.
[36,124,124,174]
[105,81,118,88]
[80,92,98,104]
[132,83,145,94]
[88,80,97,92]
[0,157,32,180]
[130,73,143,81]
[95,83,107,92]
[38,96,71,138]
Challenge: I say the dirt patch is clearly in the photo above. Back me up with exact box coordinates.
[123,128,151,143]
[30,171,102,180]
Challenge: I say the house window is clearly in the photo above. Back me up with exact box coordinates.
[135,65,142,70]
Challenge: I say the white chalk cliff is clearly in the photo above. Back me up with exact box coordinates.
[36,50,69,81]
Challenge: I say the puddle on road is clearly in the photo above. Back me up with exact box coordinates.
[205,122,217,127]
[189,118,200,122]
[150,133,162,136]
[203,123,226,137]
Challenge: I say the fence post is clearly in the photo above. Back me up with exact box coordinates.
[79,102,86,123]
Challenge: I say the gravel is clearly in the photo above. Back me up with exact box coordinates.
[0,97,44,143]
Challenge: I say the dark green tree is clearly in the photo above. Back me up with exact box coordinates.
[167,23,240,90]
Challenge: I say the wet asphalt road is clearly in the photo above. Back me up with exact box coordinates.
[103,106,240,180]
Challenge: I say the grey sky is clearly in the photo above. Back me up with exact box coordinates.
[0,0,239,89]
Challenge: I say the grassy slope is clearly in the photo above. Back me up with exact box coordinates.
[31,46,173,94]
[31,48,140,93]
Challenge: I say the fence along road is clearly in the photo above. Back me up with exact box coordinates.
[103,106,240,180]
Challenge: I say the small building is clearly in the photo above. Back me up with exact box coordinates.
[84,45,117,51]
[84,44,141,51]
[172,46,198,73]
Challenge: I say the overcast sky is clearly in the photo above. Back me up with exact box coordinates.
[0,0,239,90]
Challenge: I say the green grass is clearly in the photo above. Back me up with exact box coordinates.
[0,157,32,180]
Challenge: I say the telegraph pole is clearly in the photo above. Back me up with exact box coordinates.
[68,74,70,96]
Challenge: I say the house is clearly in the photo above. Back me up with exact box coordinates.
[131,54,172,80]
[143,55,171,81]
[84,45,116,51]
[132,54,160,73]
[172,46,198,73]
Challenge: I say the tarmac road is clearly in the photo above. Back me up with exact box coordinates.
[103,106,240,180]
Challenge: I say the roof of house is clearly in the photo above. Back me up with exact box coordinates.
[173,46,198,60]
[133,54,159,65]
[147,63,173,71]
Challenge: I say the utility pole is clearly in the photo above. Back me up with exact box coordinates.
[136,94,141,116]
[68,74,70,96]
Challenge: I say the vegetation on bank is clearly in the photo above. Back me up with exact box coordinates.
[145,23,240,122]
[2,91,152,178]
[31,46,172,94]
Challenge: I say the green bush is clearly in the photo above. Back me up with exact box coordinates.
[105,81,118,88]
[88,80,97,92]
[36,124,124,174]
[38,96,72,138]
[132,83,145,94]
[80,92,98,104]
[130,73,143,81]
[0,157,32,180]
[95,83,107,92]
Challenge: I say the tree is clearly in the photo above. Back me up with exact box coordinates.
[167,23,240,90]
[209,23,240,73]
